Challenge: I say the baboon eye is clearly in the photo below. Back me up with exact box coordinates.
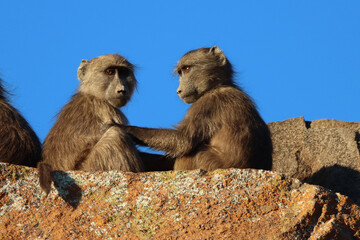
[182,66,191,73]
[105,68,115,75]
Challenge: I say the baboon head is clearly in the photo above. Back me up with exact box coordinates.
[77,54,137,108]
[175,46,234,104]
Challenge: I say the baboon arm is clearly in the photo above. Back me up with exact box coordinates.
[122,126,195,157]
[81,127,143,172]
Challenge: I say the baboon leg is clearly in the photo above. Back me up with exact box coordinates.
[81,126,143,172]
[174,156,195,170]
[139,152,175,171]
[194,148,225,171]
[174,147,224,171]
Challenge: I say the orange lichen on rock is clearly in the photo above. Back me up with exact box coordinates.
[0,162,359,239]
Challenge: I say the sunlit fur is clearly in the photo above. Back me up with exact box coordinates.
[38,54,144,194]
[0,78,42,167]
[123,46,273,171]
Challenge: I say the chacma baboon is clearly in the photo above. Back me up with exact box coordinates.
[0,78,42,167]
[120,46,273,171]
[38,54,145,194]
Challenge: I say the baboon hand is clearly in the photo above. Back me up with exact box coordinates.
[101,121,118,134]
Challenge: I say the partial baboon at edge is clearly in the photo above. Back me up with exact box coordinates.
[0,78,42,167]
[38,54,146,194]
[121,46,273,171]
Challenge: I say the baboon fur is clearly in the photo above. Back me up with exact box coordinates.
[0,78,42,167]
[121,46,273,171]
[38,54,145,194]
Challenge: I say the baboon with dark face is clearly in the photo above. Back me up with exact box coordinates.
[0,78,42,167]
[120,46,273,171]
[38,54,144,194]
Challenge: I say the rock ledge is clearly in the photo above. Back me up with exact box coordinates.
[1,163,359,239]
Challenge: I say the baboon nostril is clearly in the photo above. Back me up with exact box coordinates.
[117,90,126,94]
[177,90,182,94]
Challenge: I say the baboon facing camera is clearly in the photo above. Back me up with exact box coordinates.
[121,46,273,171]
[0,78,42,167]
[38,54,144,194]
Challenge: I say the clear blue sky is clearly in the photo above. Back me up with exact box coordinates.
[0,1,359,142]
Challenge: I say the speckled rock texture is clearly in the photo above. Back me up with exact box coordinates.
[1,117,360,239]
[1,163,360,239]
[269,117,360,205]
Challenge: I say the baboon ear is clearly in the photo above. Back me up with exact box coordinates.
[77,59,89,81]
[209,46,227,66]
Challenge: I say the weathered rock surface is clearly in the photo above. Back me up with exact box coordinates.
[1,117,360,239]
[0,163,359,239]
[269,117,360,205]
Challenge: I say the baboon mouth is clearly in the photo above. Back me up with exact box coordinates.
[178,92,192,99]
[178,91,198,103]
[108,98,128,107]
[179,95,196,104]
[113,94,127,99]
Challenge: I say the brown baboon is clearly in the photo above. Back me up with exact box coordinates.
[38,54,145,194]
[0,78,42,167]
[120,46,273,171]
